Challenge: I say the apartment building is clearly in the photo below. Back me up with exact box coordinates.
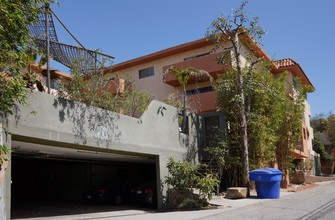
[105,37,318,171]
[3,35,319,219]
[19,37,318,175]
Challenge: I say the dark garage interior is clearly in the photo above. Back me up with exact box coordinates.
[11,154,157,218]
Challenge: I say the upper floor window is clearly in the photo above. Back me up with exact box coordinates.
[139,66,154,79]
[184,52,210,61]
[186,86,214,96]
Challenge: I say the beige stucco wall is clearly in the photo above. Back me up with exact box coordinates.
[107,44,226,102]
[304,100,316,156]
[106,41,257,103]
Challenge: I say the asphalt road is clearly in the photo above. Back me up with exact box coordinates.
[202,182,335,220]
[14,181,335,220]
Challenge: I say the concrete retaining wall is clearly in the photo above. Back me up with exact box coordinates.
[2,91,202,218]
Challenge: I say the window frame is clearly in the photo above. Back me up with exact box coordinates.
[139,66,154,79]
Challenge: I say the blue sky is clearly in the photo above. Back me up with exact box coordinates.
[50,0,335,116]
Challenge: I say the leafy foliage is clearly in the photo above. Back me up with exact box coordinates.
[215,60,311,186]
[0,0,46,164]
[310,112,335,172]
[163,66,213,132]
[275,77,312,183]
[203,126,228,191]
[325,114,335,145]
[310,113,328,133]
[313,136,331,161]
[58,59,153,118]
[311,112,335,146]
[206,1,312,188]
[165,157,219,207]
[195,173,220,200]
[206,0,267,189]
[0,0,44,70]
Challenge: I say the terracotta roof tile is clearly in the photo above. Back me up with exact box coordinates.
[275,58,298,68]
[274,58,314,89]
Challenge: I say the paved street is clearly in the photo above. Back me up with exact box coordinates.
[202,181,335,220]
[14,181,335,220]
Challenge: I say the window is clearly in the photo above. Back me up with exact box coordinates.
[46,78,59,90]
[184,52,210,61]
[186,86,214,96]
[205,115,220,146]
[303,128,307,140]
[139,66,154,79]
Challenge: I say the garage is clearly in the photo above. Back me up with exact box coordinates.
[10,140,157,218]
[1,93,193,219]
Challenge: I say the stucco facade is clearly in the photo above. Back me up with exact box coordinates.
[1,91,203,219]
[2,36,319,219]
[105,38,317,164]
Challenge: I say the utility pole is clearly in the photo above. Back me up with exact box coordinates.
[45,2,51,94]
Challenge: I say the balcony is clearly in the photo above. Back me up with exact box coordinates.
[293,149,309,159]
[187,90,217,113]
[100,78,127,95]
[163,52,229,87]
[293,123,309,159]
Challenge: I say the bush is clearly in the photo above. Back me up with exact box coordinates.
[165,157,219,208]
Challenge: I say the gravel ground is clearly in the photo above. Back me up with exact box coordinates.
[305,174,335,183]
[287,174,335,192]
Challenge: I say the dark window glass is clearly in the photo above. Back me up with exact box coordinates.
[186,86,214,96]
[205,115,220,145]
[184,52,210,61]
[139,66,154,79]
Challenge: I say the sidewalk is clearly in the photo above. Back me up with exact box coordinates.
[209,179,335,209]
[209,189,291,208]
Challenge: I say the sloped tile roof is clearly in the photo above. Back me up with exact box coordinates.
[274,58,314,89]
[274,58,298,68]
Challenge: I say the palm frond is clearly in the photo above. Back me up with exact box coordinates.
[163,65,214,85]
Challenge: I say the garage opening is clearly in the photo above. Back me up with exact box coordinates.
[11,149,157,218]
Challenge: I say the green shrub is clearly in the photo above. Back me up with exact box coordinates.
[165,157,219,208]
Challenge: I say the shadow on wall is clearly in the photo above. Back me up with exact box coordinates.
[181,113,202,163]
[52,97,121,148]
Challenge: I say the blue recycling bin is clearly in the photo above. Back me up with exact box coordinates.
[249,168,282,199]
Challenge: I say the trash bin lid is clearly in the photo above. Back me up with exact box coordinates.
[249,168,282,175]
[249,168,282,182]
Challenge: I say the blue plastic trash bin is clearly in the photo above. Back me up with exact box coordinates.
[249,168,282,199]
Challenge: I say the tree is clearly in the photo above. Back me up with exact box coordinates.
[214,60,282,187]
[0,0,44,164]
[310,113,328,133]
[310,113,335,174]
[313,136,331,161]
[206,1,312,191]
[275,77,311,187]
[163,66,213,132]
[325,114,335,144]
[206,0,265,193]
[59,58,153,118]
[325,113,335,174]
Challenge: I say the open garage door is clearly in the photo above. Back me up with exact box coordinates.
[11,140,157,219]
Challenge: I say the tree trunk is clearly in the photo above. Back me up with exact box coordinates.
[182,81,187,132]
[233,33,250,196]
[331,149,335,174]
